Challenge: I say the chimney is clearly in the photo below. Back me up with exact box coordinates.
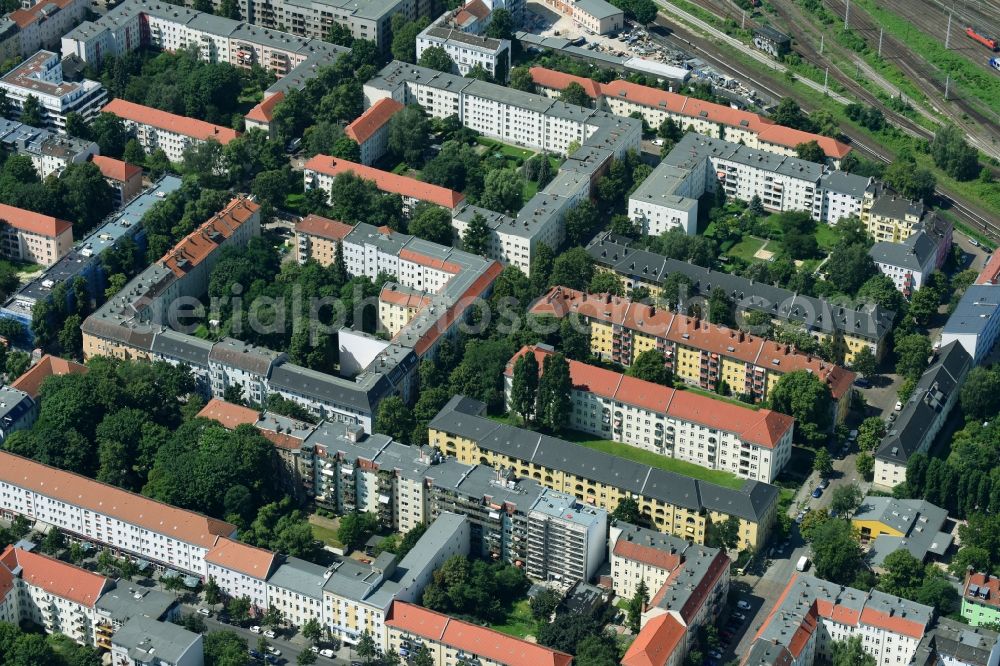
[649,305,656,316]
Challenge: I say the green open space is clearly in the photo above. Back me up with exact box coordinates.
[308,515,344,549]
[489,599,537,639]
[724,236,767,263]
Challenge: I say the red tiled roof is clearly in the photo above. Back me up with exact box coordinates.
[8,0,75,28]
[304,156,465,208]
[245,92,284,124]
[103,99,239,145]
[10,354,88,398]
[197,398,261,430]
[528,66,850,159]
[787,607,819,658]
[411,261,503,356]
[0,451,236,548]
[0,561,12,605]
[0,202,72,238]
[379,284,432,310]
[964,571,1000,609]
[295,214,354,242]
[162,197,259,277]
[345,98,404,145]
[506,345,794,448]
[91,155,142,183]
[387,602,572,666]
[0,545,109,607]
[205,537,276,580]
[977,252,1000,285]
[678,549,730,623]
[859,607,925,639]
[621,613,686,666]
[612,539,681,571]
[528,67,602,99]
[399,248,463,274]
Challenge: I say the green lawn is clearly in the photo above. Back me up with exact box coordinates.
[725,236,767,263]
[308,516,344,549]
[490,599,536,639]
[477,137,536,161]
[559,430,746,489]
[814,223,842,252]
[679,384,760,410]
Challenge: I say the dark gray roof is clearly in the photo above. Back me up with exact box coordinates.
[942,285,1000,337]
[587,232,894,341]
[743,640,794,666]
[919,617,999,666]
[869,190,924,221]
[753,25,790,43]
[876,341,971,466]
[869,230,938,272]
[269,362,386,414]
[151,329,212,366]
[429,396,779,522]
[265,557,328,601]
[208,338,285,376]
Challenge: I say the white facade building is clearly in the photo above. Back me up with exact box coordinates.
[525,493,607,583]
[0,51,106,131]
[204,537,276,612]
[869,229,938,296]
[628,153,711,235]
[416,24,510,81]
[102,98,239,164]
[815,171,871,224]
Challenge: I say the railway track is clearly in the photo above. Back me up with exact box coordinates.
[647,8,1000,236]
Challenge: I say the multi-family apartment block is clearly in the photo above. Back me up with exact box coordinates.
[0,50,106,130]
[429,395,780,551]
[587,231,895,364]
[416,6,510,81]
[385,601,573,666]
[912,617,1000,666]
[962,572,1000,628]
[361,61,639,273]
[0,118,98,177]
[0,0,87,59]
[0,543,111,646]
[102,99,239,163]
[977,252,1000,286]
[0,201,73,266]
[627,146,712,235]
[504,344,795,483]
[530,287,855,422]
[528,66,851,162]
[874,341,970,489]
[110,615,204,666]
[0,385,36,442]
[91,155,143,206]
[344,97,404,166]
[304,156,465,215]
[613,522,730,666]
[941,285,1000,365]
[745,573,933,666]
[816,171,871,225]
[0,176,182,339]
[525,491,607,583]
[869,228,939,297]
[204,537,277,611]
[861,184,925,243]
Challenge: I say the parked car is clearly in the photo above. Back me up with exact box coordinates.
[263,630,276,639]
[250,626,261,634]
[812,487,823,498]
[819,478,830,489]
[894,400,903,411]
[197,607,211,616]
[320,649,336,658]
[853,377,870,388]
[709,650,723,659]
[266,646,281,656]
[848,429,858,441]
[265,657,278,665]
[248,650,262,660]
[731,612,746,621]
[737,600,752,610]
[720,630,734,641]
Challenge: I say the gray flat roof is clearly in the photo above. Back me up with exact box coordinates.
[96,585,176,624]
[112,616,200,664]
[574,0,624,19]
[854,496,951,566]
[942,285,1000,336]
[820,170,870,198]
[266,557,328,600]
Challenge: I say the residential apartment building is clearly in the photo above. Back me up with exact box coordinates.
[10,354,88,399]
[304,156,465,214]
[912,617,1000,666]
[265,557,327,629]
[504,344,795,483]
[204,537,277,612]
[861,184,925,243]
[0,543,111,646]
[91,155,143,206]
[0,50,106,131]
[941,285,1000,365]
[528,66,851,163]
[530,287,855,422]
[344,97,404,166]
[0,176,182,341]
[0,385,36,442]
[0,118,98,177]
[851,496,952,570]
[627,148,710,235]
[429,395,781,551]
[93,584,180,652]
[294,213,353,265]
[874,341,970,489]
[613,522,730,666]
[815,171,871,224]
[110,615,204,666]
[386,601,573,666]
[0,201,73,266]
[977,252,1000,286]
[587,231,895,364]
[525,492,607,583]
[962,572,1000,628]
[102,99,239,163]
[869,229,939,297]
[416,22,510,82]
[746,573,934,666]
[3,0,87,58]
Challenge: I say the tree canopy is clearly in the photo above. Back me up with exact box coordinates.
[767,370,833,445]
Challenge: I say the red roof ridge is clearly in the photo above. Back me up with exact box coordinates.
[0,202,72,238]
[345,98,404,145]
[0,544,109,607]
[304,156,465,208]
[295,214,354,242]
[245,92,285,124]
[621,613,686,666]
[103,99,239,145]
[205,536,277,579]
[10,354,87,398]
[91,155,142,182]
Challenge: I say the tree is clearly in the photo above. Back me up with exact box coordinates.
[796,140,826,163]
[858,274,905,315]
[831,636,875,666]
[549,247,594,291]
[301,618,322,645]
[627,580,648,633]
[799,508,830,542]
[883,161,936,202]
[830,483,863,516]
[559,82,592,107]
[563,200,600,247]
[707,287,734,326]
[772,98,811,130]
[53,162,117,235]
[530,588,561,621]
[484,8,514,39]
[479,168,524,215]
[590,271,624,296]
[850,346,877,377]
[418,46,455,73]
[810,518,864,585]
[297,650,318,665]
[856,451,874,478]
[390,16,429,63]
[325,21,355,46]
[877,550,924,598]
[768,370,833,445]
[226,595,252,623]
[708,515,741,551]
[825,243,877,295]
[204,576,222,605]
[961,366,1000,422]
[41,527,65,555]
[510,66,534,92]
[462,212,490,256]
[610,497,643,527]
[949,545,991,577]
[412,645,434,666]
[204,631,249,666]
[336,511,379,551]
[408,204,453,245]
[20,95,44,127]
[59,314,83,359]
[387,105,431,166]
[894,333,932,380]
[376,396,414,444]
[857,416,886,452]
[931,124,979,181]
[628,349,671,386]
[509,351,539,424]
[813,447,834,478]
[536,352,571,432]
[908,284,939,326]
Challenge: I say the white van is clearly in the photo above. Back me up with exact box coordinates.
[796,555,809,572]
